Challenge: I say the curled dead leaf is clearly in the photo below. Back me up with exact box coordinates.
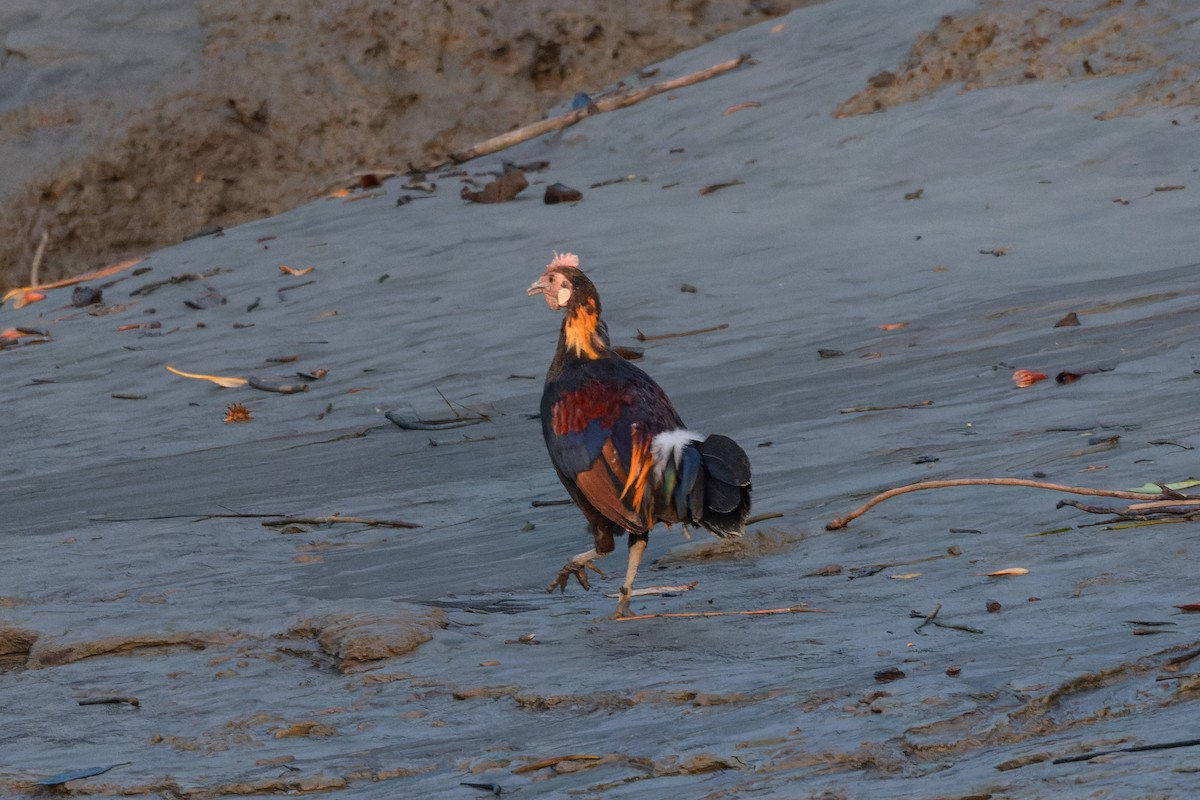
[888,573,923,580]
[280,265,316,276]
[980,567,1029,577]
[1012,369,1048,388]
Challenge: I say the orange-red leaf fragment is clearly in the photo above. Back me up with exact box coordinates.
[879,322,910,331]
[1174,603,1200,613]
[279,265,315,276]
[1012,369,1048,388]
[11,290,46,309]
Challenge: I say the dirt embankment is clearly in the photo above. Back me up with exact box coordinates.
[0,0,809,292]
[834,0,1200,118]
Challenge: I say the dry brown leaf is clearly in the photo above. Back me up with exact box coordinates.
[879,322,910,331]
[1174,603,1200,613]
[280,265,315,276]
[888,573,923,580]
[314,311,338,320]
[165,365,248,388]
[980,567,1029,577]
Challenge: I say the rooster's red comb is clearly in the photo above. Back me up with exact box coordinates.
[548,251,580,269]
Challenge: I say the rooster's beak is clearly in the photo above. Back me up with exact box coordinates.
[527,275,549,297]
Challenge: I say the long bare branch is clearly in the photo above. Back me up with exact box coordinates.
[449,54,751,163]
[827,478,1176,530]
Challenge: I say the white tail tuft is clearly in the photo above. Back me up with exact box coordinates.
[651,429,703,481]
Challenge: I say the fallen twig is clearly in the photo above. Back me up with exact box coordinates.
[636,322,728,342]
[88,511,418,528]
[3,258,142,305]
[29,231,49,286]
[913,603,941,634]
[262,515,419,529]
[1052,736,1200,765]
[1163,645,1200,670]
[839,400,933,414]
[910,607,983,634]
[450,54,751,163]
[605,581,697,598]
[615,605,830,621]
[385,410,487,431]
[78,696,140,707]
[828,478,1177,530]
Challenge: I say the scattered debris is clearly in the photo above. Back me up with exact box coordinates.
[37,763,132,787]
[248,375,310,394]
[78,696,140,707]
[874,667,905,683]
[724,101,761,115]
[71,285,103,307]
[700,180,743,195]
[262,515,420,530]
[184,287,227,309]
[385,411,487,431]
[543,183,583,204]
[615,606,829,622]
[461,164,528,203]
[1052,736,1200,765]
[1054,311,1081,327]
[839,400,933,414]
[636,323,728,341]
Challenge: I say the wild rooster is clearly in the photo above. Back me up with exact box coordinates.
[527,252,752,617]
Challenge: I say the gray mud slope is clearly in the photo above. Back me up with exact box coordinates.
[2,0,1200,797]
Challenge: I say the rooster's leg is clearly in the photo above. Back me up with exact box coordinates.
[615,534,649,618]
[547,548,609,594]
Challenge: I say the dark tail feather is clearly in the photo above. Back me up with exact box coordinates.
[694,434,751,537]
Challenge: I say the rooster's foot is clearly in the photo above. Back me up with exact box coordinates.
[546,550,608,594]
